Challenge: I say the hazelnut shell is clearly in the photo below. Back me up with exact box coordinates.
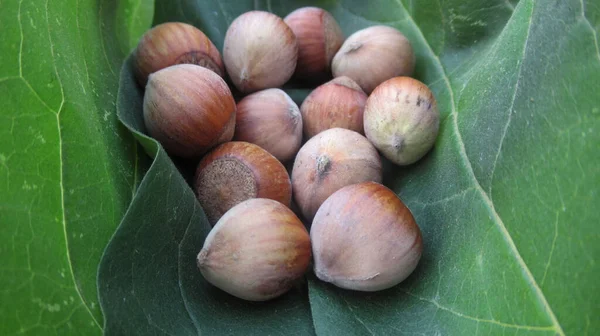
[364,76,440,165]
[292,128,382,221]
[134,22,224,86]
[223,11,298,93]
[332,25,415,93]
[311,182,423,291]
[300,76,367,138]
[234,89,303,162]
[194,141,292,225]
[143,64,235,158]
[198,198,311,301]
[284,7,344,80]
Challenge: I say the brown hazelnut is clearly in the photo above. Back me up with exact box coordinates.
[234,89,303,162]
[311,182,423,291]
[300,76,367,138]
[194,141,292,225]
[284,7,344,80]
[291,128,382,221]
[143,64,235,158]
[133,22,224,86]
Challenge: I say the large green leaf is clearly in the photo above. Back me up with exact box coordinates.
[98,53,315,336]
[0,0,151,334]
[97,0,597,335]
[308,1,600,335]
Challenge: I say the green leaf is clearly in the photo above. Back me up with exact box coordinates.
[97,0,598,335]
[116,0,155,54]
[0,0,151,334]
[98,57,315,335]
[310,0,600,335]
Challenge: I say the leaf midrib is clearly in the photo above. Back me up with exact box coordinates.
[42,0,103,329]
[394,0,564,333]
[35,0,141,330]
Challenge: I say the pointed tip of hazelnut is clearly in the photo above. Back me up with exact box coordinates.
[197,249,209,268]
[329,76,364,93]
[344,41,363,53]
[314,268,333,283]
[316,155,331,177]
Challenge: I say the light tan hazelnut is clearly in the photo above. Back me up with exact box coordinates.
[364,77,439,165]
[234,89,302,162]
[223,11,298,93]
[332,25,415,93]
[291,128,381,221]
[198,198,311,301]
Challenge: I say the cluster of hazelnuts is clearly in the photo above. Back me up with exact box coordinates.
[134,8,439,301]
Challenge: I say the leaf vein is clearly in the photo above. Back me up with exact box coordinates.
[394,0,564,334]
[489,0,535,198]
[98,0,116,76]
[505,0,515,12]
[340,297,375,336]
[76,0,91,85]
[580,0,600,62]
[178,203,202,336]
[541,211,559,286]
[401,290,555,331]
[18,0,23,77]
[408,187,476,207]
[46,0,101,329]
[128,0,143,49]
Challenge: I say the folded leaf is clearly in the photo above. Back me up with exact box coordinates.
[98,57,315,336]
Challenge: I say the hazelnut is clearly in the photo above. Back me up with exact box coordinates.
[291,128,381,221]
[133,22,224,86]
[284,7,344,80]
[364,77,439,165]
[311,182,423,291]
[143,64,235,158]
[300,76,367,138]
[332,25,415,93]
[234,89,303,162]
[197,198,311,301]
[223,11,298,93]
[194,141,291,225]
